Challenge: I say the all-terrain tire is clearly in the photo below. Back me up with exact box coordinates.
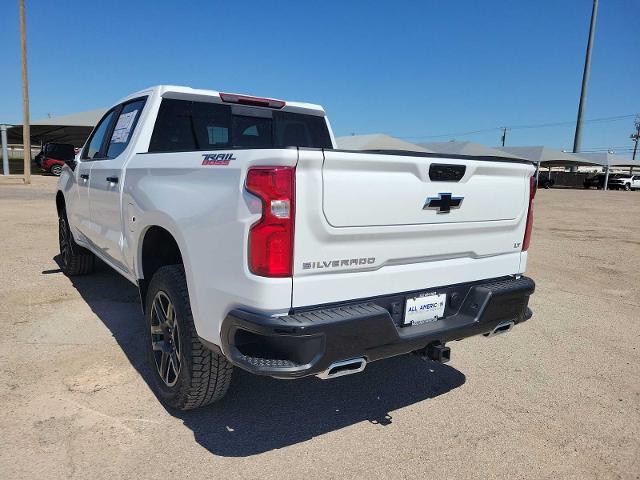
[145,265,233,410]
[58,209,95,276]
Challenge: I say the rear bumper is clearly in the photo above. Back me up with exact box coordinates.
[219,275,535,379]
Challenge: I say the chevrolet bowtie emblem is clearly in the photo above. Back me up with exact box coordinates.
[423,192,464,214]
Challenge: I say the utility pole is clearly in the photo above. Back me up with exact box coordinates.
[572,0,599,160]
[500,127,507,147]
[19,0,31,184]
[630,116,640,174]
[631,116,640,161]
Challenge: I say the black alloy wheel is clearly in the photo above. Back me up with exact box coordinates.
[150,291,182,387]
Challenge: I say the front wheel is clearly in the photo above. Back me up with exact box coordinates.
[58,209,95,275]
[624,183,631,191]
[51,164,63,176]
[145,265,233,410]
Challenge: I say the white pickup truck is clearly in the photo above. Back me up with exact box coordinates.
[607,173,640,191]
[56,85,536,410]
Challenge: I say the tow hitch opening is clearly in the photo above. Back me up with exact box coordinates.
[414,343,451,363]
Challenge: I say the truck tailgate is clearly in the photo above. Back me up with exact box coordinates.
[322,151,525,226]
[291,149,535,307]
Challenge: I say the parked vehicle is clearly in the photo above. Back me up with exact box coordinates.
[34,149,44,168]
[607,174,640,191]
[583,173,606,189]
[537,173,555,189]
[56,86,536,410]
[40,143,76,176]
[42,157,65,176]
[583,172,639,190]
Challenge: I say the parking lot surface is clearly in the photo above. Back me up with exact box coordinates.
[1,176,638,479]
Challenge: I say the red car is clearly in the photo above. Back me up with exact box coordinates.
[37,143,76,176]
[41,156,66,176]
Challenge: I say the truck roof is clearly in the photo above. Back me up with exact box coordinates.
[118,85,326,116]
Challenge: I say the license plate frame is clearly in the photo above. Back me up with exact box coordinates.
[403,292,447,326]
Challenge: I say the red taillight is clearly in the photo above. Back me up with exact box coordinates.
[245,167,295,277]
[522,176,536,251]
[220,92,286,109]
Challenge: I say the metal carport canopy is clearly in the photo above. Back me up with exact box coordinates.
[495,146,597,167]
[495,146,600,188]
[496,146,638,191]
[577,153,640,190]
[417,141,527,160]
[6,108,106,147]
[578,152,640,168]
[335,133,435,153]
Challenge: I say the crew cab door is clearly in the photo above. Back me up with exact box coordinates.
[73,108,119,241]
[87,98,146,271]
[73,161,92,238]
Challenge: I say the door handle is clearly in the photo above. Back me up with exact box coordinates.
[80,173,89,180]
[106,176,119,184]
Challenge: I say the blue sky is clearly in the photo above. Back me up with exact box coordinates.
[1,0,638,154]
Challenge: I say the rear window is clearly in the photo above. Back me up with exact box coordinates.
[148,98,332,152]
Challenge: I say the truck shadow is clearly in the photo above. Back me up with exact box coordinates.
[53,256,466,457]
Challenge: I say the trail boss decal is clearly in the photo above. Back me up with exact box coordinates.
[202,153,237,166]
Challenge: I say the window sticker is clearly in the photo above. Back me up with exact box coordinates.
[111,110,138,144]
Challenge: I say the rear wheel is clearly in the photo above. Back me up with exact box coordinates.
[145,265,233,410]
[58,209,95,276]
[51,164,63,176]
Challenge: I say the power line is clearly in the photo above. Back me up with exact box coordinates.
[578,147,634,152]
[509,114,635,130]
[400,127,501,140]
[398,113,638,140]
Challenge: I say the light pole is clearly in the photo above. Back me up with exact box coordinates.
[572,0,599,159]
[1,125,9,175]
[19,0,31,184]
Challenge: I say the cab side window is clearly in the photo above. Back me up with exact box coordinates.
[106,99,146,158]
[82,110,118,160]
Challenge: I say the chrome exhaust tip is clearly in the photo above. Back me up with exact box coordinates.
[316,357,366,380]
[484,320,515,338]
